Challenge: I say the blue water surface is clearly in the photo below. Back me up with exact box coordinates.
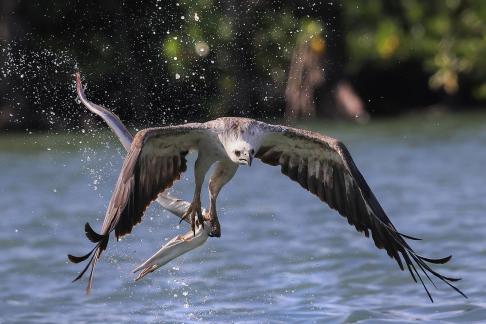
[1,113,485,323]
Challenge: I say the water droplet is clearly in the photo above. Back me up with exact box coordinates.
[195,41,209,57]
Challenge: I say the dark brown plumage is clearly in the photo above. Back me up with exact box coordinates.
[68,125,207,293]
[256,125,466,301]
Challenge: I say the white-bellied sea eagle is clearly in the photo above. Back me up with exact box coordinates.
[69,73,466,301]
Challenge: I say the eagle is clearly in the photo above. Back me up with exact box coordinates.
[69,73,466,301]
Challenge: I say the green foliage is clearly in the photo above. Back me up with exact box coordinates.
[169,0,486,102]
[157,1,326,116]
[344,0,486,99]
[4,0,486,131]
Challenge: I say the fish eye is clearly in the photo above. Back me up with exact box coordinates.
[234,150,241,157]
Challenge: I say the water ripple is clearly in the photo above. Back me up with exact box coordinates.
[1,115,486,322]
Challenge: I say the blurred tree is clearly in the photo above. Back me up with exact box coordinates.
[285,21,324,119]
[345,0,486,102]
[1,0,486,130]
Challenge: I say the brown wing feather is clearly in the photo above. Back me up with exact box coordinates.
[68,124,206,293]
[257,125,466,301]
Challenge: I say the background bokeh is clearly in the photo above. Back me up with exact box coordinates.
[1,0,485,130]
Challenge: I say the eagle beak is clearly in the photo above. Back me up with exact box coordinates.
[238,156,252,166]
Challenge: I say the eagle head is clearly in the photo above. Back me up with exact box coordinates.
[230,142,255,166]
[220,120,263,166]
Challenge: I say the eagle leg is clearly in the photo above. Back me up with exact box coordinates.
[181,154,215,235]
[207,161,239,237]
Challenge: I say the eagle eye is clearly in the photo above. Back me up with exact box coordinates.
[250,149,255,155]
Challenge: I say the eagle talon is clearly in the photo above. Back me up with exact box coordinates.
[208,214,221,237]
[197,212,205,229]
[181,200,202,236]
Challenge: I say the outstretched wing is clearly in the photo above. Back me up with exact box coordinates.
[68,125,208,293]
[75,71,198,224]
[75,71,133,151]
[256,124,465,301]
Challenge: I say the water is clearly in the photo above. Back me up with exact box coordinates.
[1,113,486,323]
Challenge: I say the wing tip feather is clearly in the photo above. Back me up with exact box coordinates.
[85,222,105,243]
